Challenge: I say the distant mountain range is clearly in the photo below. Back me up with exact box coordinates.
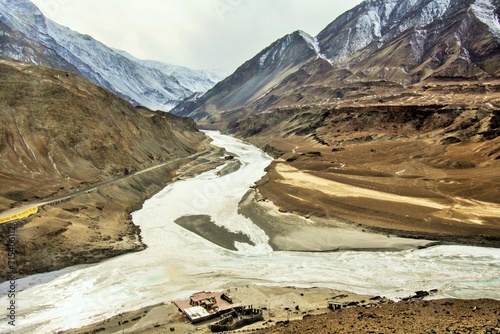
[172,0,500,127]
[0,0,227,111]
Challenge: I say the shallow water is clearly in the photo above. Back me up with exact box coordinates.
[1,131,499,333]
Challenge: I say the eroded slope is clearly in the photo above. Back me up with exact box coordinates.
[0,59,215,279]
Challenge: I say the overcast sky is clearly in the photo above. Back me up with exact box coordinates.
[31,0,364,72]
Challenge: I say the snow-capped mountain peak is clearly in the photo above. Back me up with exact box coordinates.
[256,30,326,70]
[115,51,228,95]
[0,0,226,111]
[317,0,456,62]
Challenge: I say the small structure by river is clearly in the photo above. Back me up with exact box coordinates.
[173,291,236,323]
[173,291,263,332]
[210,305,263,332]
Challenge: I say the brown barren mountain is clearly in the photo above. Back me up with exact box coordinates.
[0,59,220,280]
[173,0,500,247]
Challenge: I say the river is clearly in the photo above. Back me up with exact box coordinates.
[1,131,499,333]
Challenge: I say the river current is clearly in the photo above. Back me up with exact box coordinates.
[1,131,499,333]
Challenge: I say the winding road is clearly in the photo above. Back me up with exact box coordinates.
[0,147,213,225]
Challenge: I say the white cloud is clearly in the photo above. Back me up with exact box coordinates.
[31,0,363,71]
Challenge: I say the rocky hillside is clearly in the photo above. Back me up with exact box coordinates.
[172,0,500,124]
[260,298,500,334]
[0,59,207,207]
[241,77,500,246]
[0,59,218,279]
[0,0,226,111]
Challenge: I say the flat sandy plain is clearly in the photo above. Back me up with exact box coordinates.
[255,135,500,247]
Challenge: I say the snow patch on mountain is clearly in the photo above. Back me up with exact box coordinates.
[258,33,295,68]
[334,10,383,59]
[258,53,269,68]
[380,1,398,26]
[408,28,428,63]
[382,0,451,40]
[317,0,458,62]
[115,51,228,96]
[413,0,450,27]
[277,35,292,64]
[298,30,333,65]
[471,0,500,37]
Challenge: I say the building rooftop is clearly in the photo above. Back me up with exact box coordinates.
[184,306,211,322]
[173,291,238,323]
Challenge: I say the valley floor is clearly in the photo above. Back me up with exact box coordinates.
[47,132,499,334]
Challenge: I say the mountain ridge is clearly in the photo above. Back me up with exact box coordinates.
[172,0,500,123]
[0,0,227,111]
[173,0,500,248]
[172,30,319,127]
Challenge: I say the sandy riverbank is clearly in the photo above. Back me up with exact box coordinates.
[239,189,437,252]
[252,135,500,248]
[163,186,436,254]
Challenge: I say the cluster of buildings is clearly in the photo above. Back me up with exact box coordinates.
[173,291,263,332]
[173,290,352,332]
